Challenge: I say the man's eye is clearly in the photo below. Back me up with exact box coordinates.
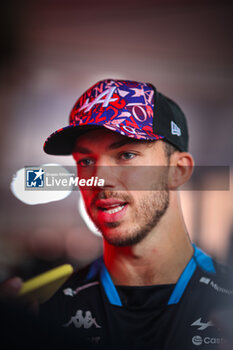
[77,159,95,167]
[119,152,136,160]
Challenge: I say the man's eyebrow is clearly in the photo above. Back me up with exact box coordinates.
[73,146,92,154]
[73,139,140,154]
[108,139,140,150]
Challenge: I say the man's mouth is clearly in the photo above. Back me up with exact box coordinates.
[95,199,129,220]
[99,203,127,214]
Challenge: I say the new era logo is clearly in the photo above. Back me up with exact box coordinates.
[26,168,44,188]
[171,121,181,136]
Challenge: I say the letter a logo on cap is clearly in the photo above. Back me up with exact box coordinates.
[171,121,181,136]
[79,87,118,113]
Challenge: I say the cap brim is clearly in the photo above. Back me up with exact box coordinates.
[44,123,165,155]
[43,125,100,155]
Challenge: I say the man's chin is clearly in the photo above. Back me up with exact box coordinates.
[101,228,150,247]
[93,219,122,233]
[104,221,121,228]
[99,225,133,247]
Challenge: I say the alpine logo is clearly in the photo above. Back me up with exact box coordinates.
[171,121,181,136]
[191,318,214,331]
[79,87,118,113]
[63,310,101,329]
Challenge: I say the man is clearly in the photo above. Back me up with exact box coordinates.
[2,79,232,349]
[40,79,233,349]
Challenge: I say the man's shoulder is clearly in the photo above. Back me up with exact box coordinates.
[209,259,233,290]
[60,257,102,297]
[213,260,233,276]
[58,256,103,294]
[40,257,103,321]
[192,245,233,286]
[193,254,233,306]
[65,260,100,287]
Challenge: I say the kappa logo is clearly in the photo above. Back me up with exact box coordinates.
[63,310,101,329]
[79,87,118,113]
[171,121,181,136]
[191,318,214,331]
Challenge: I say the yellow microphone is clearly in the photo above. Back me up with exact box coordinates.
[18,264,73,304]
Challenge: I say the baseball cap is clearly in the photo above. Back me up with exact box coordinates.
[43,79,189,155]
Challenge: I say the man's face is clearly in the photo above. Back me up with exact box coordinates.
[72,128,170,247]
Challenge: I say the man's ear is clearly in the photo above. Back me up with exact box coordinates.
[168,152,194,190]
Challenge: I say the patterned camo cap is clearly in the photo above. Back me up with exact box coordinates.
[44,79,188,155]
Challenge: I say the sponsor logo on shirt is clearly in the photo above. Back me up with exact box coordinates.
[192,335,203,346]
[192,335,225,346]
[199,276,233,295]
[191,318,214,331]
[63,310,101,329]
[199,277,211,285]
[63,281,100,297]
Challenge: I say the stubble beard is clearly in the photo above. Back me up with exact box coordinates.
[87,184,170,247]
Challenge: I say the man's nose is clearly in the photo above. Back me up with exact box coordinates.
[94,165,117,190]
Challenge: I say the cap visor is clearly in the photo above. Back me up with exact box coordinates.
[44,125,100,155]
[44,123,164,155]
